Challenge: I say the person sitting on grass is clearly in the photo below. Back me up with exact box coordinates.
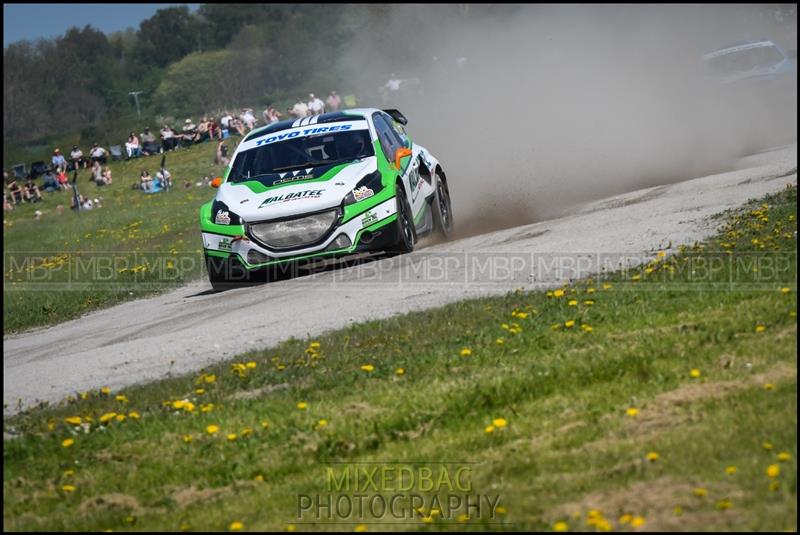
[228,115,246,137]
[101,166,113,185]
[196,117,211,143]
[140,128,160,155]
[160,125,178,151]
[52,148,67,173]
[3,192,13,212]
[91,160,106,185]
[156,168,172,190]
[7,178,24,204]
[56,169,72,191]
[125,132,142,159]
[140,170,154,192]
[41,167,61,192]
[25,177,43,202]
[181,118,197,144]
[90,143,108,165]
[70,146,87,169]
[208,117,223,140]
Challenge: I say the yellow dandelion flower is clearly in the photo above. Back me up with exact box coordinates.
[587,287,596,293]
[128,411,140,420]
[317,419,328,428]
[564,320,576,328]
[360,364,375,372]
[631,274,641,281]
[755,325,766,333]
[115,394,128,403]
[716,499,732,510]
[583,300,595,305]
[763,383,775,390]
[206,424,220,435]
[693,487,707,497]
[673,506,683,516]
[780,287,790,294]
[227,433,238,441]
[493,418,508,428]
[64,416,82,425]
[495,506,507,515]
[777,452,792,462]
[204,374,217,384]
[553,289,565,298]
[286,525,297,532]
[395,367,405,376]
[553,521,569,532]
[630,516,646,528]
[619,514,633,525]
[62,438,75,448]
[201,403,215,413]
[101,387,111,396]
[297,402,308,410]
[568,299,578,306]
[460,348,472,357]
[626,408,639,417]
[355,525,368,532]
[196,388,205,395]
[172,400,186,410]
[246,361,257,369]
[63,469,75,477]
[241,427,253,437]
[646,451,660,462]
[115,414,126,422]
[255,474,264,482]
[763,441,774,450]
[62,484,76,493]
[602,283,613,290]
[485,425,495,434]
[766,464,780,478]
[99,412,117,424]
[261,420,269,429]
[182,435,193,443]
[496,338,505,345]
[581,324,593,333]
[230,521,244,531]
[725,465,737,475]
[690,368,701,378]
[309,342,321,349]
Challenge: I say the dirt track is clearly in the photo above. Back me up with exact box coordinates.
[3,145,796,415]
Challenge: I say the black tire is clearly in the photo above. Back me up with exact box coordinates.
[390,187,415,254]
[432,171,454,239]
[205,254,251,291]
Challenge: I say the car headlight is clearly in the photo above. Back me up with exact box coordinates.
[344,171,383,205]
[248,209,340,249]
[211,200,242,225]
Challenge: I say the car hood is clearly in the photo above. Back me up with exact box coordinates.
[216,157,376,222]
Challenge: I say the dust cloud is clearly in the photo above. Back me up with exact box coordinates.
[339,5,797,237]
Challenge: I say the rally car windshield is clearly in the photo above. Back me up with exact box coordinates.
[227,129,374,183]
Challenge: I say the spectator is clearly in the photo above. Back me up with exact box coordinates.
[196,117,211,143]
[264,105,282,124]
[208,117,223,140]
[56,169,71,190]
[90,160,104,185]
[156,168,172,190]
[102,166,113,185]
[228,115,246,137]
[215,141,230,167]
[25,177,43,202]
[90,143,108,165]
[7,178,24,204]
[288,98,310,119]
[308,93,325,115]
[125,132,142,159]
[140,170,154,192]
[52,148,67,173]
[160,125,178,151]
[3,191,12,212]
[70,145,87,169]
[220,111,233,130]
[326,90,341,112]
[240,108,256,131]
[41,167,61,192]
[181,118,197,143]
[141,127,159,155]
[70,193,94,211]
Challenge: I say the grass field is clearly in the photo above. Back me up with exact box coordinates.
[3,138,235,333]
[3,186,796,531]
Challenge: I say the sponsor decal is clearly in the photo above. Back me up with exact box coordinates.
[218,237,232,251]
[274,173,315,185]
[361,209,378,226]
[255,124,353,147]
[259,189,325,208]
[215,210,231,225]
[352,186,374,202]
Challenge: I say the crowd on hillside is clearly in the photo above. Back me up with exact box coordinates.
[4,89,346,213]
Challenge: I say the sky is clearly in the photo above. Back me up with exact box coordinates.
[3,3,200,47]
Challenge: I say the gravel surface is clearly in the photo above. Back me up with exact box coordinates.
[4,144,796,415]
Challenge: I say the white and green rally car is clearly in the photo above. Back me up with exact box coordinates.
[200,108,454,290]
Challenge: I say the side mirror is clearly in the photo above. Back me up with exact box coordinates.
[394,147,412,170]
[211,177,222,188]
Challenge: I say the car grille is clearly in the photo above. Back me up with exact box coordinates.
[248,209,339,250]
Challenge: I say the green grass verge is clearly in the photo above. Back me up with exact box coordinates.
[3,139,235,333]
[3,186,797,532]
